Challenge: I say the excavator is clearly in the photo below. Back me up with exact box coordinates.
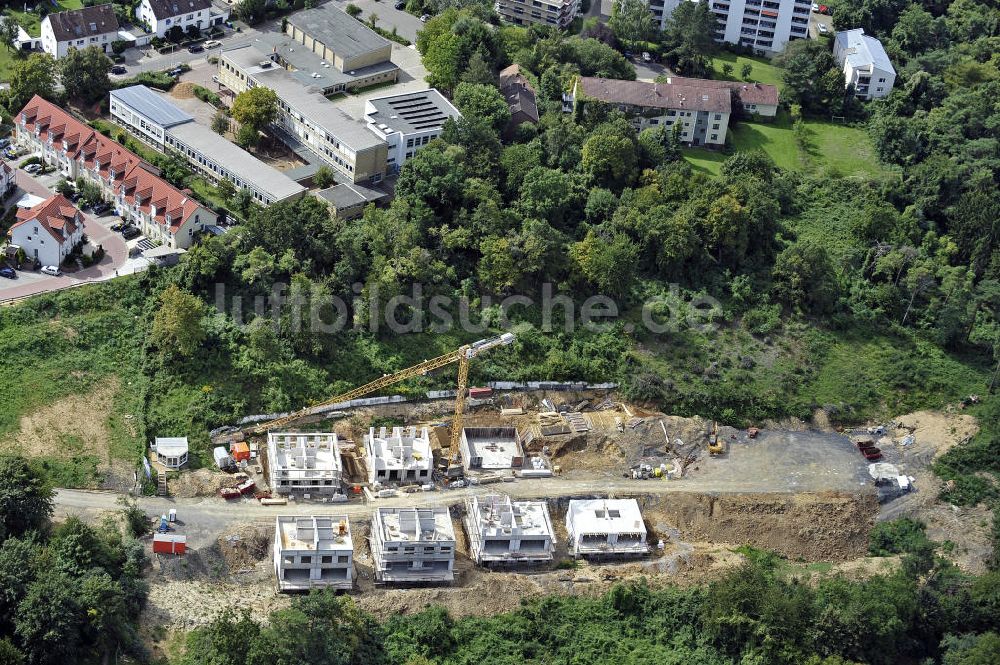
[244,333,516,474]
[707,421,725,456]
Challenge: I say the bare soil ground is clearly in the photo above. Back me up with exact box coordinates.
[170,468,230,498]
[871,408,992,573]
[0,375,132,487]
[170,82,196,99]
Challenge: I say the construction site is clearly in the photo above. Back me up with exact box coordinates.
[111,333,992,646]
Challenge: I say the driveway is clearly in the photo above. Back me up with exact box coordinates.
[325,0,425,43]
[0,170,128,303]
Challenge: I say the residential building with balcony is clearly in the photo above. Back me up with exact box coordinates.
[40,4,119,58]
[274,515,354,591]
[8,193,83,268]
[833,28,896,100]
[371,507,456,583]
[705,0,811,54]
[463,495,556,564]
[267,432,343,497]
[495,0,580,29]
[565,76,732,147]
[136,0,213,38]
[566,498,648,558]
[16,96,217,250]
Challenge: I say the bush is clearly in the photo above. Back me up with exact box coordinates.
[193,85,222,107]
[869,518,933,556]
[741,303,781,336]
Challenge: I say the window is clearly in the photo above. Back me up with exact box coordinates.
[712,123,720,130]
[338,555,349,563]
[711,133,718,140]
[321,555,333,564]
[878,77,885,82]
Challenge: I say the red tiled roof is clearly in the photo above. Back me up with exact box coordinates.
[10,193,80,245]
[666,76,780,107]
[17,95,206,234]
[577,77,732,114]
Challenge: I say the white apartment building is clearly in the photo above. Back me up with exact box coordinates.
[464,495,555,564]
[566,76,732,147]
[267,432,343,497]
[136,0,212,37]
[707,0,811,54]
[274,515,354,591]
[495,0,580,29]
[566,499,649,558]
[8,194,83,268]
[110,85,305,205]
[834,28,896,100]
[365,426,433,485]
[41,4,119,59]
[364,89,461,174]
[371,507,456,583]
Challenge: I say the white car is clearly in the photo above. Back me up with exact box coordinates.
[420,13,430,21]
[204,39,222,48]
[811,2,819,10]
[41,265,61,277]
[642,51,652,62]
[819,23,828,33]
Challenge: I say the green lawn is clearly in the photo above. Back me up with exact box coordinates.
[709,52,785,90]
[683,109,891,179]
[4,0,84,36]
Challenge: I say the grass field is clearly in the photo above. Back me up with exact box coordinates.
[684,110,891,179]
[710,52,785,89]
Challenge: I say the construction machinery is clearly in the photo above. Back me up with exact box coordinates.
[245,333,516,474]
[707,421,725,456]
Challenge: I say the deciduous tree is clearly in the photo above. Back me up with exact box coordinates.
[151,284,207,357]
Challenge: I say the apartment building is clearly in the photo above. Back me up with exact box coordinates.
[834,28,896,100]
[364,89,461,174]
[16,96,216,249]
[274,515,354,591]
[566,76,732,146]
[365,426,433,485]
[495,0,580,29]
[371,507,456,583]
[706,0,811,54]
[217,40,390,185]
[566,498,648,558]
[463,495,555,564]
[136,0,212,37]
[110,85,305,205]
[665,76,780,116]
[41,4,119,58]
[267,432,343,497]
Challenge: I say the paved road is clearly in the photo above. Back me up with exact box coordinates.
[0,170,128,302]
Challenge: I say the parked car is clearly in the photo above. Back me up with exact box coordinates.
[811,2,819,9]
[110,221,125,232]
[121,226,141,240]
[420,13,430,21]
[68,191,81,202]
[168,67,183,77]
[818,23,828,33]
[204,39,222,48]
[187,43,204,53]
[111,65,127,75]
[24,163,41,174]
[0,267,16,279]
[642,51,652,62]
[40,265,61,276]
[623,50,633,59]
[394,0,405,8]
[0,138,9,149]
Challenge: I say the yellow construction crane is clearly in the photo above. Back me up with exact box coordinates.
[246,333,516,471]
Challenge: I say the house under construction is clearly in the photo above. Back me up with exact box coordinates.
[268,432,343,497]
[273,515,354,591]
[463,494,555,564]
[365,426,433,485]
[459,427,524,473]
[566,498,648,558]
[370,507,455,583]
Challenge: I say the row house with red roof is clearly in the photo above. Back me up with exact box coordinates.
[15,95,216,250]
[9,194,84,267]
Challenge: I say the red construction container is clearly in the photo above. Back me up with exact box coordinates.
[468,387,493,399]
[230,442,251,462]
[152,533,187,555]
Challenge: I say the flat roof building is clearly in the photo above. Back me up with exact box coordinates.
[365,426,433,485]
[464,495,555,564]
[267,432,343,496]
[274,515,354,591]
[285,4,394,74]
[496,0,579,29]
[364,89,461,173]
[314,180,388,220]
[371,507,455,583]
[566,498,648,558]
[218,42,391,185]
[110,85,305,205]
[459,427,524,473]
